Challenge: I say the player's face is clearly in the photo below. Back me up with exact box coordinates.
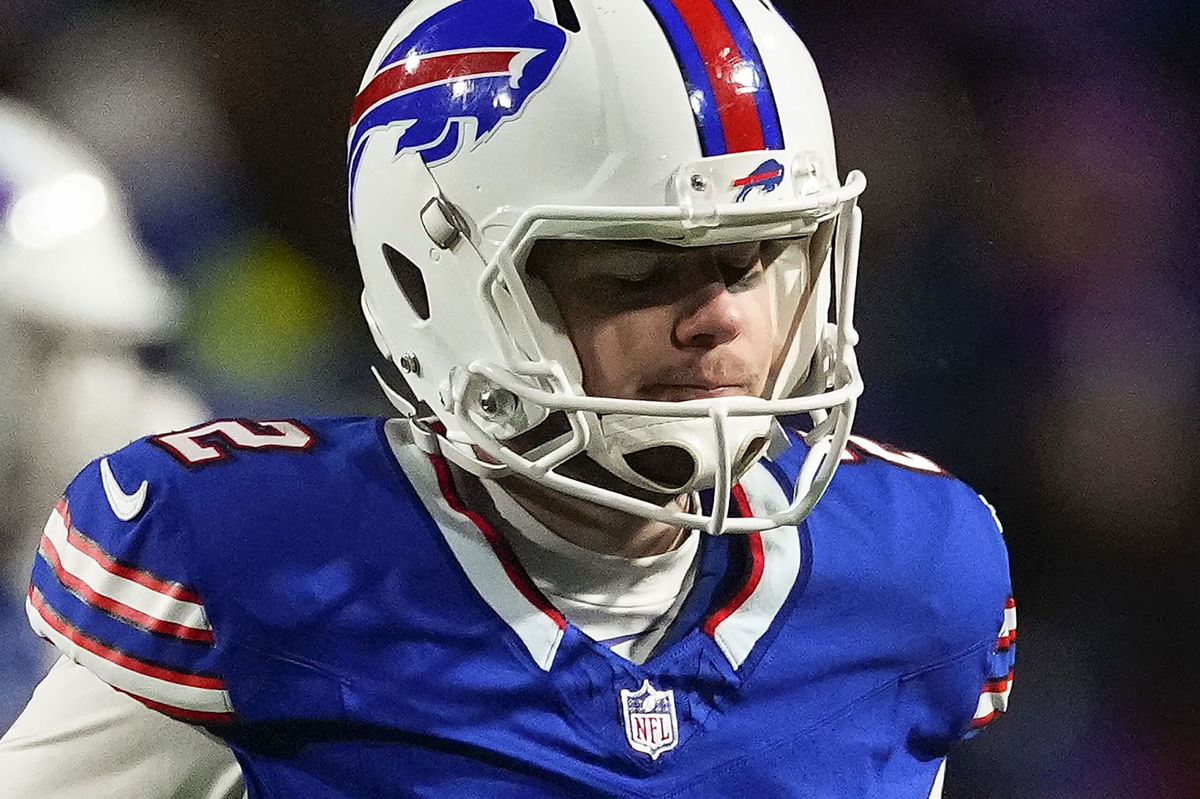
[529,239,780,402]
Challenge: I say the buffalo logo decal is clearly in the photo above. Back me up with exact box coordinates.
[732,158,785,202]
[348,0,568,216]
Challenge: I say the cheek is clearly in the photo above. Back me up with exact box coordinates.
[569,309,669,395]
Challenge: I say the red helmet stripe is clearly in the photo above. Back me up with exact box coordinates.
[664,0,766,153]
[350,49,526,127]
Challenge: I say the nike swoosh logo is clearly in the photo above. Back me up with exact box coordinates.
[100,457,149,522]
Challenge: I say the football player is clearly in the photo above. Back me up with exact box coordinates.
[0,98,209,730]
[0,1,1014,797]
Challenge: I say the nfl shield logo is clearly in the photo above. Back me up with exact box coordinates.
[619,679,678,759]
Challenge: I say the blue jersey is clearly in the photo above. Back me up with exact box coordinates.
[25,416,1014,798]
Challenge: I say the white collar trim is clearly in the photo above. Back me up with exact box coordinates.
[385,420,565,671]
[385,421,802,672]
[705,463,804,670]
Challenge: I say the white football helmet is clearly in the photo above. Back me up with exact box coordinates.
[349,0,865,534]
[0,98,179,340]
[0,98,208,589]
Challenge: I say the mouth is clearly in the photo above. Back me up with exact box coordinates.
[641,384,754,402]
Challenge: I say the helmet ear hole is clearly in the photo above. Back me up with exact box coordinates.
[382,244,430,321]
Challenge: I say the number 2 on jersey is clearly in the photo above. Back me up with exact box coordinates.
[151,419,316,466]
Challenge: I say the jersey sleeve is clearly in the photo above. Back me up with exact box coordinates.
[24,443,233,725]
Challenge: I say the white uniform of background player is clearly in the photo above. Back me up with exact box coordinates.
[0,98,210,591]
[0,100,232,790]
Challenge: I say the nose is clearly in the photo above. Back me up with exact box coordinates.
[671,277,744,350]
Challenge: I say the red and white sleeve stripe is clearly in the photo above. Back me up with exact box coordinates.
[39,501,214,643]
[26,587,234,723]
[969,597,1017,729]
[970,670,1014,729]
[27,500,233,723]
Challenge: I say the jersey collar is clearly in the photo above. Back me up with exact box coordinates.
[385,419,804,672]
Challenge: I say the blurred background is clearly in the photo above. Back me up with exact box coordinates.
[1,0,1196,795]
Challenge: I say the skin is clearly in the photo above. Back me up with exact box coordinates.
[497,239,782,557]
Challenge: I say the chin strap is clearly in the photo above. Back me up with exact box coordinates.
[406,415,512,480]
[371,365,417,417]
[373,364,512,479]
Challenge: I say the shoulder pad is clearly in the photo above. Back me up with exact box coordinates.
[769,426,1015,734]
[25,415,386,724]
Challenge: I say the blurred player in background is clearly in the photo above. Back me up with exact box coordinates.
[0,2,1013,796]
[0,98,209,730]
